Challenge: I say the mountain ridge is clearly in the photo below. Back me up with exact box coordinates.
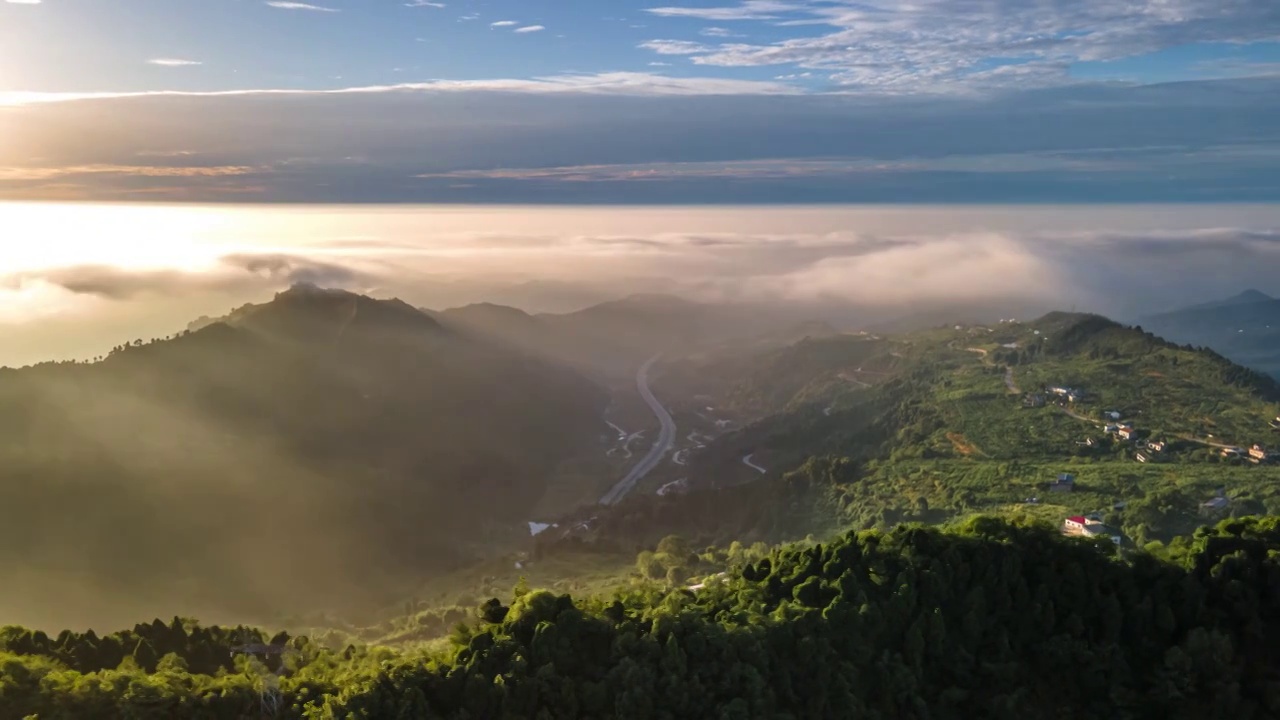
[0,286,607,628]
[1139,288,1280,379]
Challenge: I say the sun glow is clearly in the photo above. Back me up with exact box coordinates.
[1,202,240,274]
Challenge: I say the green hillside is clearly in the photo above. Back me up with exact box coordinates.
[628,313,1280,552]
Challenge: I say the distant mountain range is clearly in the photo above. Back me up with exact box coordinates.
[430,293,844,379]
[429,292,1055,380]
[0,284,606,625]
[1140,289,1280,378]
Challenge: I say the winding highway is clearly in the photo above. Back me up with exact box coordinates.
[601,354,676,505]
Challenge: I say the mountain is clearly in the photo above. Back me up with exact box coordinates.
[0,285,606,627]
[1140,289,1280,378]
[1182,288,1274,311]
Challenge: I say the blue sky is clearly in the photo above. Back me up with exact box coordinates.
[2,0,1279,202]
[5,0,1280,92]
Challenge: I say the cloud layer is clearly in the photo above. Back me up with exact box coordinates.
[4,204,1279,367]
[2,76,1278,202]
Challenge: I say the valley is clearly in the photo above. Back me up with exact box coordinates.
[5,285,1280,718]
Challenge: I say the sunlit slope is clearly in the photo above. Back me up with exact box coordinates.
[0,285,605,627]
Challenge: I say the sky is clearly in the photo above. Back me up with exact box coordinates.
[1,0,1279,202]
[4,202,1280,368]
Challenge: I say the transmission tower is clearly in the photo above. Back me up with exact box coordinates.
[231,630,291,718]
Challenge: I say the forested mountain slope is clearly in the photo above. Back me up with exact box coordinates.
[5,517,1280,719]
[0,285,606,628]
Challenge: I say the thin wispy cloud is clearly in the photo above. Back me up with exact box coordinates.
[404,1,444,6]
[265,1,339,12]
[147,58,203,67]
[490,20,517,27]
[3,0,43,4]
[515,25,545,33]
[646,1,801,20]
[0,73,800,109]
[640,40,710,55]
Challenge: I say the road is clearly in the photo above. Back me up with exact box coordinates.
[742,454,767,474]
[1004,366,1021,394]
[1177,434,1240,450]
[967,346,1019,394]
[600,354,677,505]
[1059,406,1100,425]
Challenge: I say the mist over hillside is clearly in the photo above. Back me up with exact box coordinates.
[1141,290,1280,379]
[0,285,606,628]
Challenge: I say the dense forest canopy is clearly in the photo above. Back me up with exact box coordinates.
[4,517,1280,718]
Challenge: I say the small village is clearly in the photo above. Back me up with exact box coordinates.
[1021,378,1278,549]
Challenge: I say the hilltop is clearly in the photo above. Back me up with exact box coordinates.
[0,286,606,628]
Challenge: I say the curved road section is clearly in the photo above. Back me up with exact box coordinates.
[601,354,676,505]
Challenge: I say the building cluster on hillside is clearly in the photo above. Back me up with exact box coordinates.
[1062,514,1123,545]
[1023,393,1046,408]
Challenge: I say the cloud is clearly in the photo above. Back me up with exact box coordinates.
[5,204,1280,368]
[147,58,203,67]
[514,25,545,33]
[490,20,517,27]
[0,165,254,180]
[1191,58,1280,80]
[11,254,371,302]
[639,40,710,55]
[1,76,1278,203]
[404,1,445,6]
[264,1,338,11]
[4,0,43,4]
[642,0,1280,91]
[0,71,801,107]
[11,217,1280,322]
[646,1,801,20]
